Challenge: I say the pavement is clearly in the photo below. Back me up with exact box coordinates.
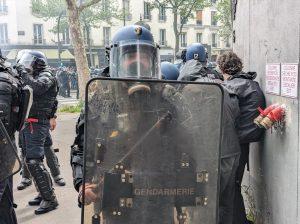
[57,90,79,107]
[14,113,81,224]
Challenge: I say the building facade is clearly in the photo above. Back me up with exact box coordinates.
[233,0,300,223]
[0,0,230,67]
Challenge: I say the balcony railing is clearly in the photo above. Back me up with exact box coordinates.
[33,38,46,45]
[143,14,152,20]
[159,40,167,46]
[0,5,8,14]
[181,43,187,48]
[103,39,110,46]
[0,38,9,45]
[159,15,166,22]
[196,20,203,26]
[61,39,71,45]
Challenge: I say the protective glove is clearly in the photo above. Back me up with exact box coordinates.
[14,64,28,76]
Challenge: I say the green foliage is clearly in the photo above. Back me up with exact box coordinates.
[215,0,232,40]
[151,0,209,23]
[31,0,122,33]
[31,0,66,20]
[58,101,84,113]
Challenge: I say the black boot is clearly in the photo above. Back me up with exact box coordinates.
[34,198,58,215]
[17,178,32,190]
[26,159,59,215]
[28,194,42,206]
[53,175,66,186]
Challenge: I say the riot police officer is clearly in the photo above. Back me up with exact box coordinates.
[15,51,66,191]
[161,61,180,80]
[72,26,226,224]
[0,49,32,224]
[16,50,59,215]
[178,43,222,81]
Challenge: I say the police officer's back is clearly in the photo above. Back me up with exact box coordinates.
[0,49,32,224]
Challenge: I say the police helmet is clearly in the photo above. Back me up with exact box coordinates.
[161,62,179,80]
[109,25,161,79]
[186,43,207,63]
[18,50,47,72]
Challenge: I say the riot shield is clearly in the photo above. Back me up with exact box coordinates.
[83,78,223,224]
[0,119,21,182]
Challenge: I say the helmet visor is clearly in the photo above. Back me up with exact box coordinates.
[110,40,161,79]
[18,53,36,72]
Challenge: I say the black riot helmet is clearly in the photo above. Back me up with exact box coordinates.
[109,25,161,79]
[18,50,48,73]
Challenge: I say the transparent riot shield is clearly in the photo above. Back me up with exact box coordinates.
[83,78,223,224]
[0,119,21,182]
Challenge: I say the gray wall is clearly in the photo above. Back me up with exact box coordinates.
[233,0,300,223]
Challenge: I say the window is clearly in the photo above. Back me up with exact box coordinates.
[180,33,187,48]
[159,29,166,46]
[159,5,166,21]
[62,28,70,44]
[226,38,231,47]
[0,23,8,44]
[196,10,203,26]
[211,0,217,3]
[33,24,43,44]
[0,0,7,13]
[124,0,132,20]
[211,11,217,26]
[196,33,202,43]
[102,0,109,12]
[144,1,151,20]
[103,27,111,46]
[212,33,217,47]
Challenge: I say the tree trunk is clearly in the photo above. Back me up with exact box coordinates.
[66,0,89,100]
[173,9,180,54]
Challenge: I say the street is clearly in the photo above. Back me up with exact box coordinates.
[14,113,81,224]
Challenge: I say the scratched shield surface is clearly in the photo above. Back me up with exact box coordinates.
[82,78,223,224]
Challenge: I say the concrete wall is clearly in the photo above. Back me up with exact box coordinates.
[233,0,300,223]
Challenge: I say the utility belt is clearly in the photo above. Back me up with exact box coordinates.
[25,117,49,133]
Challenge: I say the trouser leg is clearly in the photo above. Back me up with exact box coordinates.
[44,133,60,178]
[219,154,240,224]
[233,144,250,224]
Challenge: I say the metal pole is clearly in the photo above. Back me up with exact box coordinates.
[122,0,126,26]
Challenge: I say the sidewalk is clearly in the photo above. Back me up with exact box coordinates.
[14,113,81,224]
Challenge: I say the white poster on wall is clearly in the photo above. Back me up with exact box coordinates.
[266,63,281,95]
[281,63,299,98]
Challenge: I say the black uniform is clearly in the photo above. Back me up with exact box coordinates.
[19,67,59,214]
[222,72,266,224]
[0,54,30,224]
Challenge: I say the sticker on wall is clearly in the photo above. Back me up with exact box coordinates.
[266,63,281,95]
[280,63,299,98]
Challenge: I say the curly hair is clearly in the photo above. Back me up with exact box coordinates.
[217,51,243,76]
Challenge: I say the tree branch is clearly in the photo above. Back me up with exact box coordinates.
[78,0,101,12]
[179,0,198,34]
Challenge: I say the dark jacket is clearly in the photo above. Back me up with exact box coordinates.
[70,69,109,191]
[222,72,266,143]
[179,60,241,158]
[22,69,58,120]
[178,60,223,81]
